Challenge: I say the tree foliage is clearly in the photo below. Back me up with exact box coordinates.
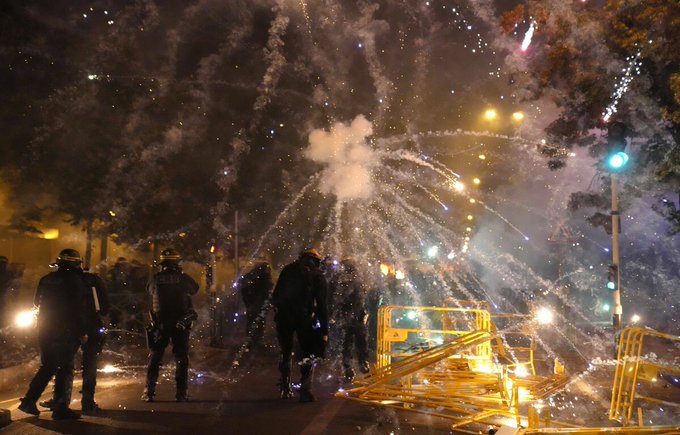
[502,0,680,233]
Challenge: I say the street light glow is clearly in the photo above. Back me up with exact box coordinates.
[15,308,38,328]
[535,307,553,325]
[484,109,497,120]
[631,314,641,324]
[512,111,524,121]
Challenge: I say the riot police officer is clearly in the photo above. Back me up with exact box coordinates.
[237,260,273,346]
[331,257,370,382]
[40,269,109,414]
[142,248,198,402]
[18,249,89,420]
[272,248,328,402]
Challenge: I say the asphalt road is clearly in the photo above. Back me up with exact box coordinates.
[0,333,453,435]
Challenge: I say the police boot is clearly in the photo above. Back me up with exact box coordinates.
[343,366,355,383]
[299,365,315,403]
[278,375,294,399]
[141,387,155,403]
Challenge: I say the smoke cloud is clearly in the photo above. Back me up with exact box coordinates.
[304,115,377,201]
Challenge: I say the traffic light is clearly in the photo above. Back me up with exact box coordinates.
[607,264,618,290]
[606,121,629,170]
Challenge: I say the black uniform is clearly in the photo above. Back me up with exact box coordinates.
[144,264,198,401]
[238,262,273,344]
[272,255,328,401]
[331,260,369,381]
[79,271,109,409]
[21,265,88,417]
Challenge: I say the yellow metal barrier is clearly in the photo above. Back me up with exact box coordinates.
[609,327,680,425]
[337,305,680,434]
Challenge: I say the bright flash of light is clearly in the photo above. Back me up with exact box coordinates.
[521,21,535,51]
[395,270,405,280]
[108,210,116,216]
[427,246,439,258]
[602,303,611,312]
[535,307,553,325]
[484,109,497,120]
[406,310,418,320]
[379,263,390,276]
[467,215,474,220]
[478,154,486,160]
[631,314,641,324]
[514,365,529,377]
[473,178,480,185]
[15,308,38,328]
[447,251,455,260]
[452,180,465,192]
[512,111,525,121]
[100,364,122,373]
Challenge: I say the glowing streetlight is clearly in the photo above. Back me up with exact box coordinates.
[512,111,525,121]
[631,314,641,324]
[535,307,553,325]
[469,198,476,203]
[484,109,497,120]
[467,215,474,221]
[473,178,481,185]
[15,308,38,329]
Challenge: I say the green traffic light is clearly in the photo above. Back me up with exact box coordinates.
[608,151,629,169]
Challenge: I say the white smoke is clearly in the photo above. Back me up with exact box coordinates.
[304,115,378,201]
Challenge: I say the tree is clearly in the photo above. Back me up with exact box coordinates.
[501,1,680,233]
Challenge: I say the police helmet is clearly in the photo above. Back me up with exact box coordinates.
[159,248,181,266]
[300,248,322,261]
[57,248,83,268]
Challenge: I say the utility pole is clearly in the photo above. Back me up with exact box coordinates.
[605,120,628,329]
[234,210,239,277]
[611,173,622,329]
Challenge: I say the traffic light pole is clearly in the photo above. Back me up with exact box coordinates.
[611,173,622,328]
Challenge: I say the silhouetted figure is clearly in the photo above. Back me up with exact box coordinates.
[40,270,109,414]
[238,261,273,345]
[19,249,89,420]
[272,249,328,402]
[142,248,198,403]
[331,257,370,382]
